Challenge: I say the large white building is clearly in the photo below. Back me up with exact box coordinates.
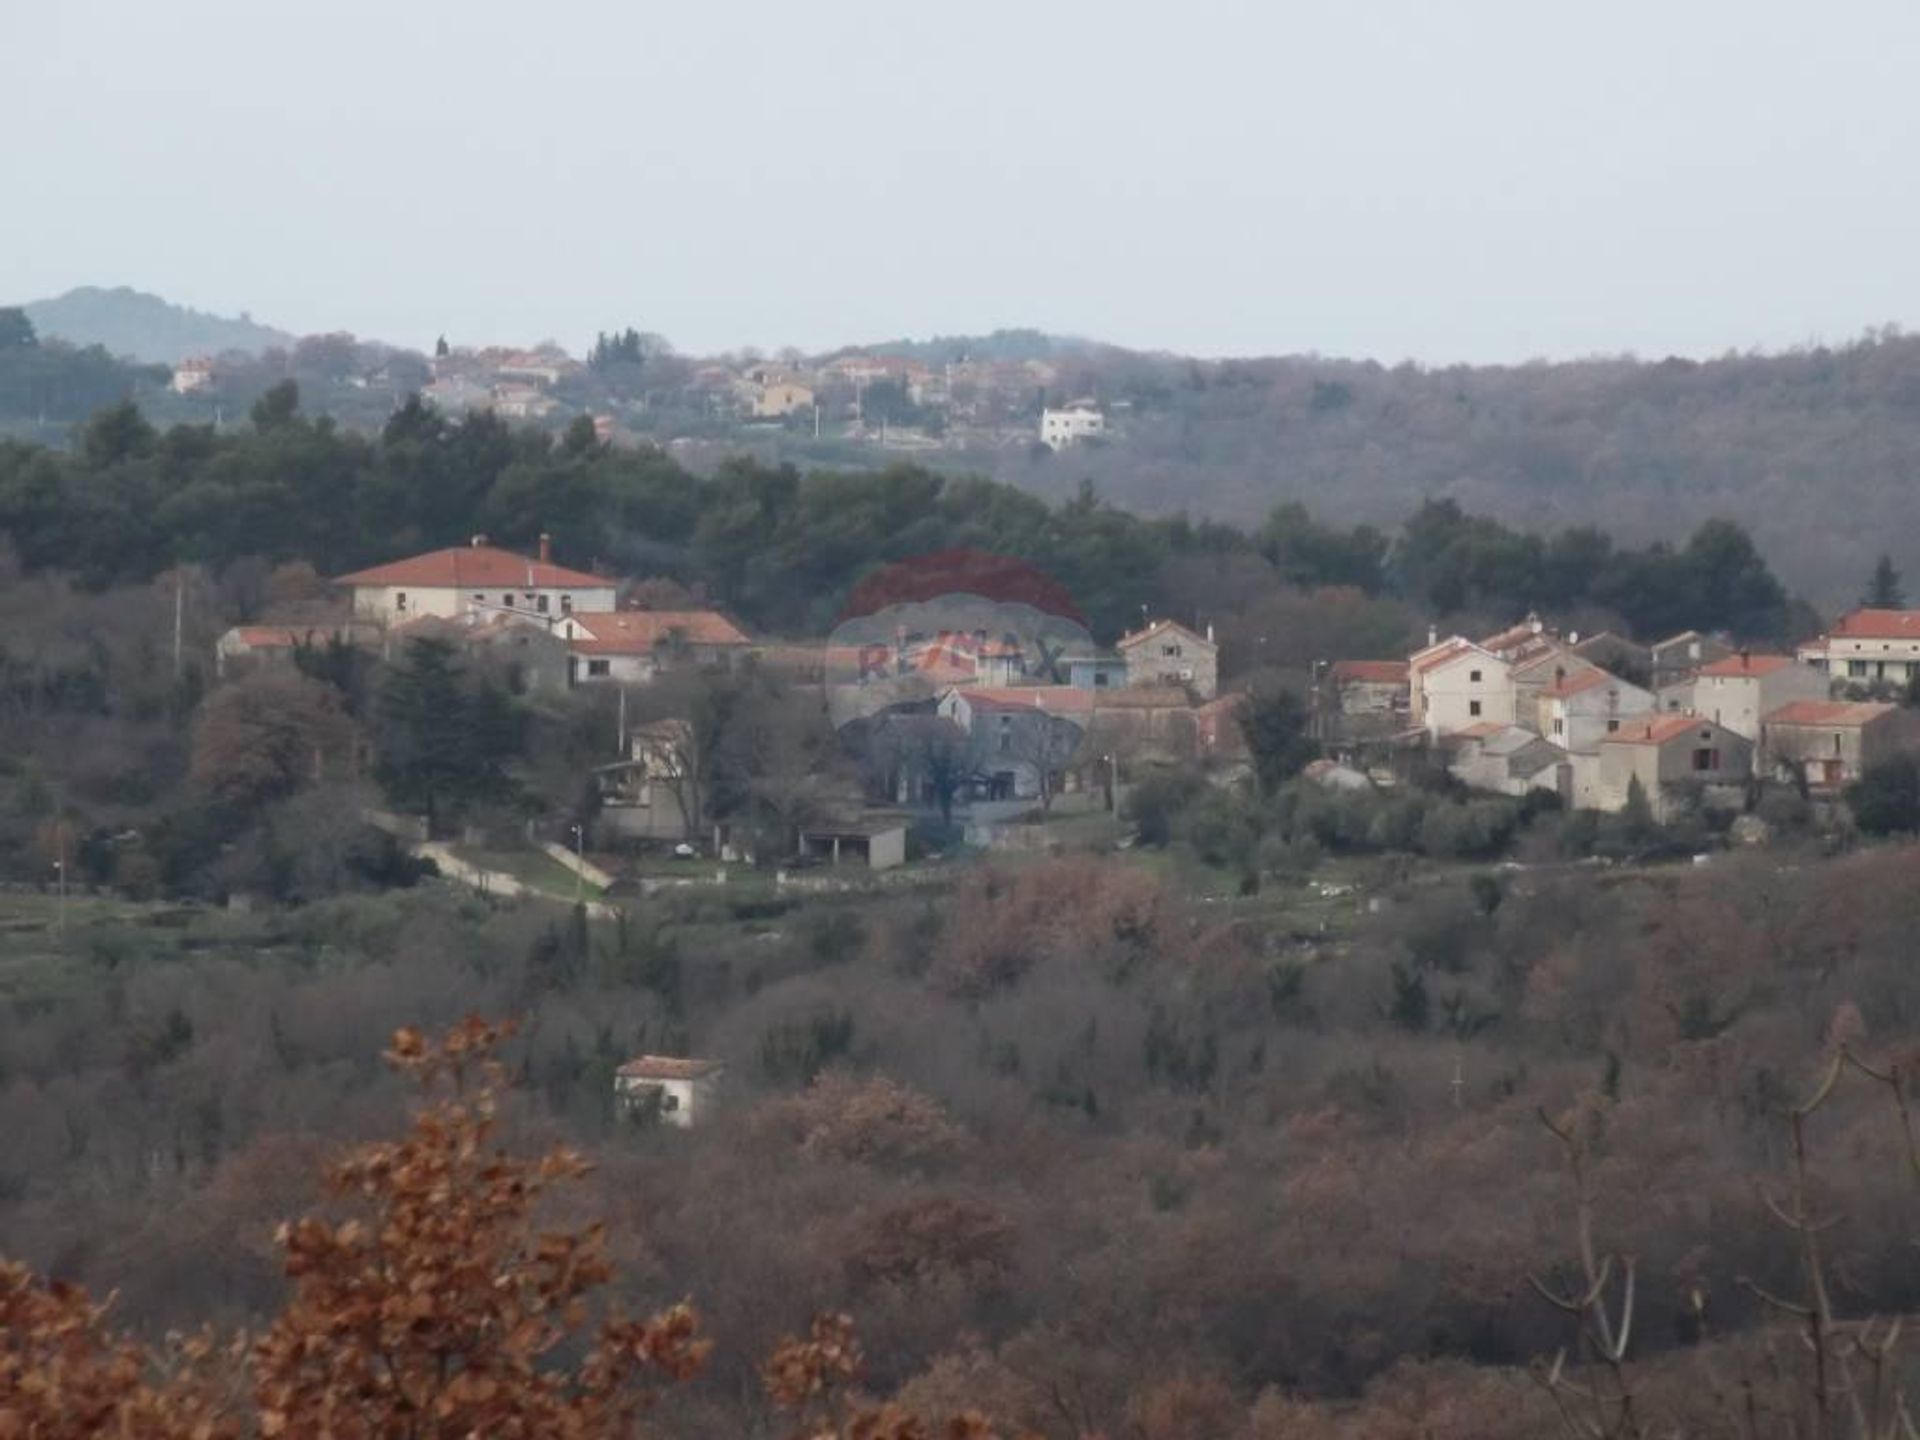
[1799,609,1920,689]
[1039,404,1105,450]
[334,537,617,624]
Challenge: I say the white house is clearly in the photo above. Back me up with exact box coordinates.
[614,1056,724,1128]
[1798,609,1920,689]
[557,609,752,685]
[1410,639,1514,738]
[1692,653,1830,742]
[170,357,215,394]
[1039,403,1105,450]
[1535,669,1655,754]
[333,536,617,625]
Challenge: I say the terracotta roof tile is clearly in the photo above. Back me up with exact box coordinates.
[1699,653,1797,678]
[1765,700,1896,728]
[567,610,751,654]
[1331,660,1409,684]
[1829,609,1920,640]
[616,1055,724,1081]
[1604,713,1722,746]
[335,545,610,591]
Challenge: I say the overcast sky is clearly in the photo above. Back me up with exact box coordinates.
[9,0,1919,362]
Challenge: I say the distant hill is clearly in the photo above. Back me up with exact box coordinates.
[21,286,295,364]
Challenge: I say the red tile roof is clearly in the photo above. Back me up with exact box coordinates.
[1829,609,1920,640]
[1699,653,1796,678]
[1543,669,1617,699]
[1605,713,1722,746]
[335,545,610,591]
[568,610,751,654]
[617,1055,724,1081]
[1765,700,1896,728]
[1331,660,1409,684]
[1090,687,1191,711]
[955,686,1095,715]
[1450,721,1505,741]
[1117,618,1213,652]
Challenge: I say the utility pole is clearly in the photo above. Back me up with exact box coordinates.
[570,823,586,906]
[172,572,185,683]
[616,685,628,755]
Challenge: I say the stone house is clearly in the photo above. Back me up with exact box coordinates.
[1596,714,1754,822]
[1760,700,1910,790]
[1116,619,1218,699]
[1692,653,1830,741]
[1535,669,1656,754]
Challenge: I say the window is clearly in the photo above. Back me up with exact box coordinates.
[473,593,484,602]
[561,594,573,613]
[1552,718,1564,735]
[1162,644,1182,657]
[502,594,515,607]
[1850,660,1869,677]
[1606,719,1620,733]
[1094,672,1109,687]
[1469,700,1482,717]
[1692,747,1719,771]
[537,594,550,613]
[395,592,407,612]
[587,659,611,677]
[1469,669,1482,683]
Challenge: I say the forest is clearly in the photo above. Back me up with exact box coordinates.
[995,326,1920,612]
[4,391,1919,1437]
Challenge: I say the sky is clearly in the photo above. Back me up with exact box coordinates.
[8,0,1920,363]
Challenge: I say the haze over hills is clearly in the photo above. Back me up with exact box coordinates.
[21,286,296,364]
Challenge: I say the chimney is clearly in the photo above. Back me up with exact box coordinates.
[1427,624,1439,647]
[470,533,487,548]
[538,532,552,564]
[1206,622,1215,644]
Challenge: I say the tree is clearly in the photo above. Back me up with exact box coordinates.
[190,670,352,809]
[250,380,301,432]
[1239,685,1318,797]
[1866,553,1905,609]
[1847,752,1920,835]
[375,639,521,834]
[0,307,35,350]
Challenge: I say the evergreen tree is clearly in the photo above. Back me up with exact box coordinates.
[375,639,521,835]
[1239,686,1319,798]
[1866,553,1905,609]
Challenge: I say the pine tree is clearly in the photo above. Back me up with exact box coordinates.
[1866,553,1905,609]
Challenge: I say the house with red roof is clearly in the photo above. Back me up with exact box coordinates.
[614,1055,724,1128]
[1693,652,1829,741]
[1116,619,1218,699]
[1534,668,1654,754]
[334,535,616,624]
[555,608,752,685]
[1798,609,1920,691]
[1597,713,1754,821]
[1409,638,1513,738]
[937,686,1092,802]
[1326,660,1410,744]
[1760,700,1912,790]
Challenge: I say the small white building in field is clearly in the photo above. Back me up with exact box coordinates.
[615,1056,725,1128]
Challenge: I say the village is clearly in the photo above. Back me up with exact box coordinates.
[166,335,1114,459]
[211,531,1920,898]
